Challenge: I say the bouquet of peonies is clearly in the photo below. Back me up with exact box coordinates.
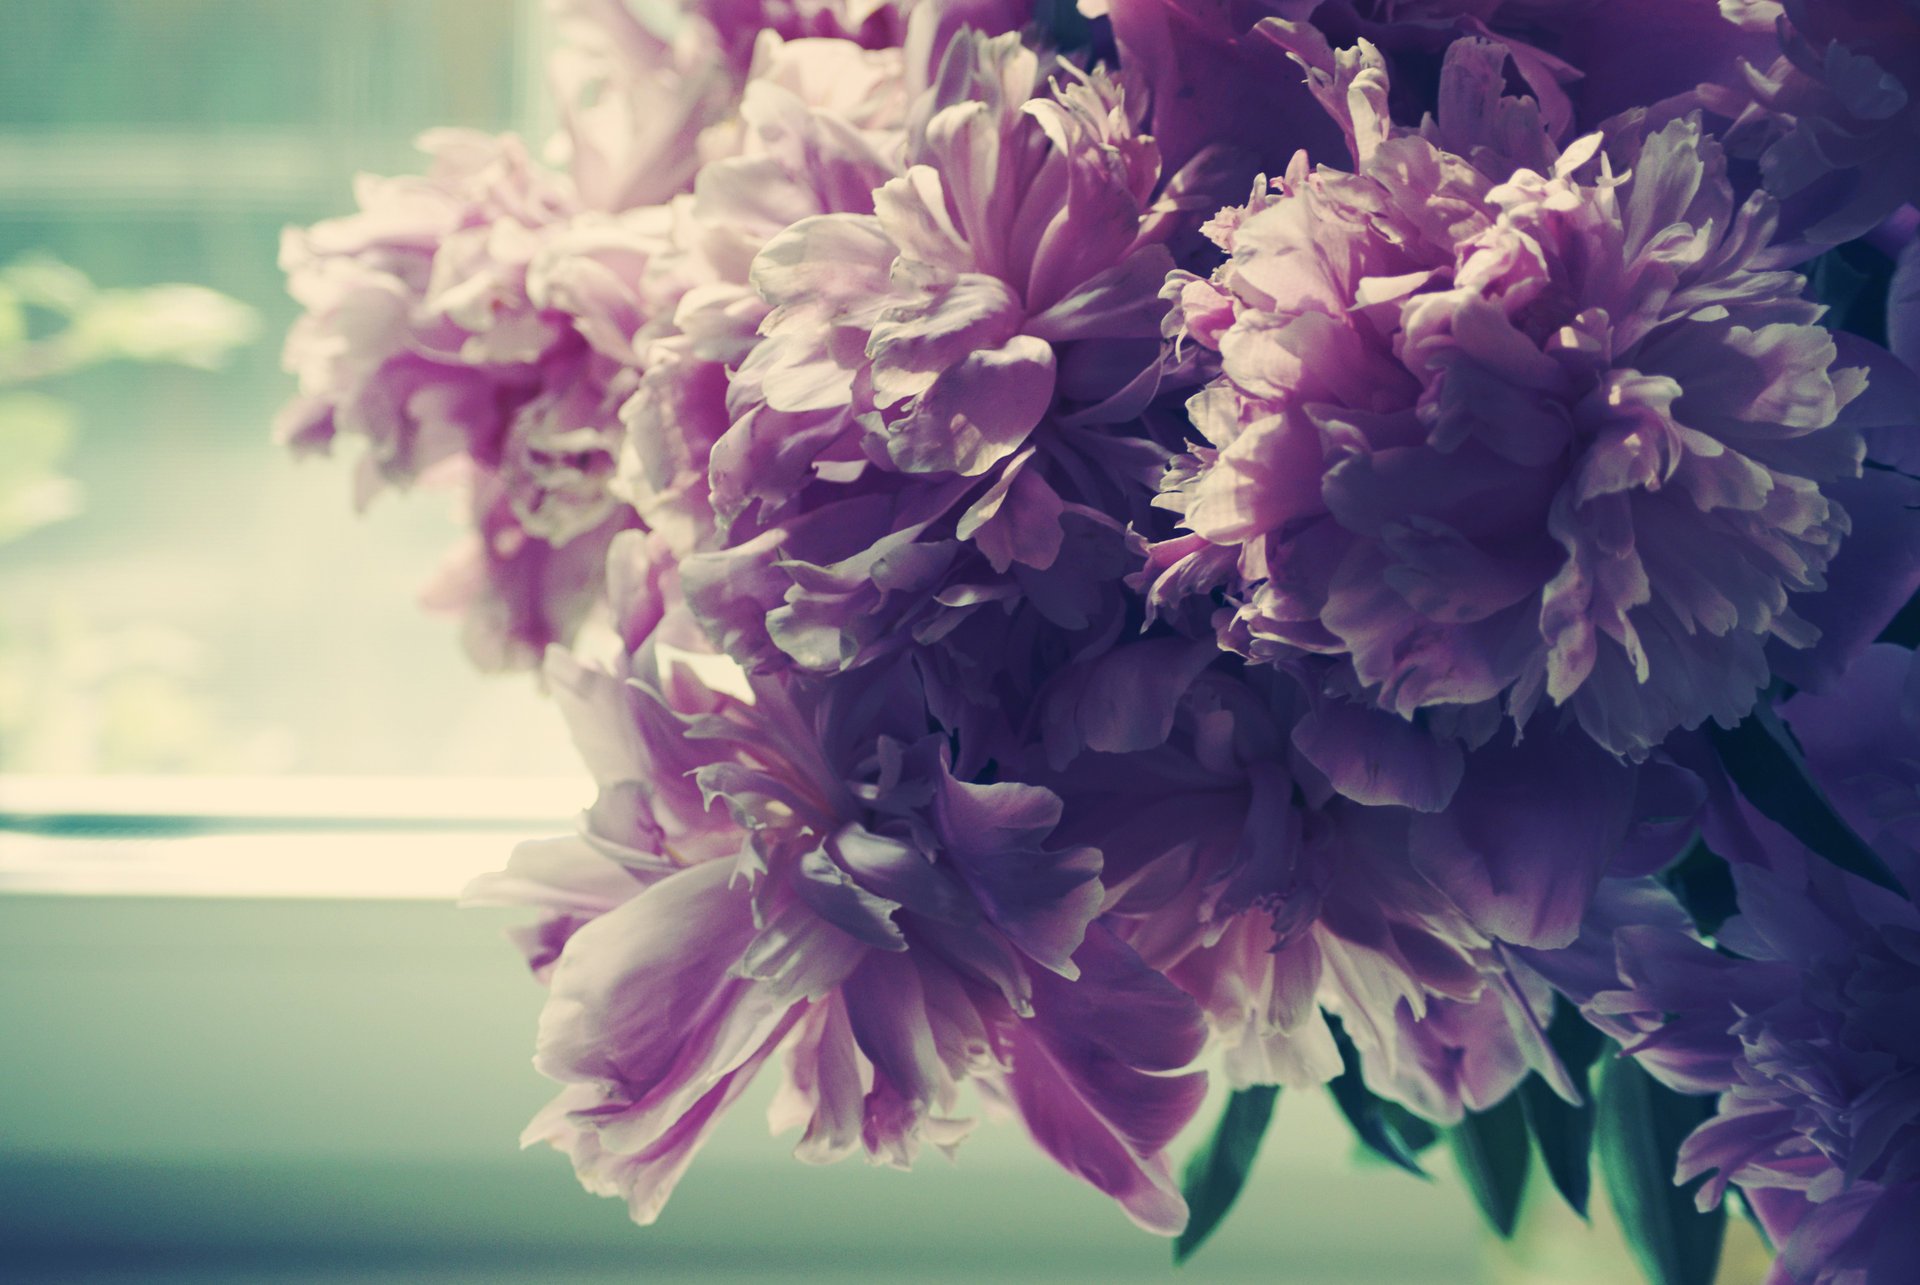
[277,1,1920,1279]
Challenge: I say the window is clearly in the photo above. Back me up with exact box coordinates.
[0,0,573,779]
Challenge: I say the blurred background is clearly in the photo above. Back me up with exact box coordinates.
[0,3,1768,1281]
[0,0,570,779]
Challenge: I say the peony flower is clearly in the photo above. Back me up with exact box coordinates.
[1028,646,1656,1119]
[274,14,937,670]
[466,592,1210,1231]
[1147,32,1876,759]
[1674,849,1920,1284]
[276,131,568,487]
[1529,645,1920,1283]
[687,31,1191,679]
[1711,0,1920,247]
[277,130,653,667]
[616,33,915,565]
[1597,849,1920,1285]
[1092,0,1766,199]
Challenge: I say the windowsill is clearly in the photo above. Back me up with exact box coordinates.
[0,775,583,899]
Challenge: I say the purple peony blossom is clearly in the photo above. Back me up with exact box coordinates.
[1093,0,1766,198]
[614,33,915,565]
[276,131,573,492]
[274,14,1011,669]
[687,31,1193,676]
[1710,0,1920,247]
[272,0,801,667]
[466,589,1210,1230]
[1675,850,1920,1285]
[1527,645,1920,1283]
[1030,648,1656,1119]
[277,129,649,668]
[1147,32,1873,759]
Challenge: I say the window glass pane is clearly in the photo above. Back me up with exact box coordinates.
[0,0,576,776]
[0,0,529,136]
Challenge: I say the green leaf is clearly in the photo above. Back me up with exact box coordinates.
[1377,1101,1440,1156]
[1448,1093,1532,1238]
[67,284,258,370]
[1879,589,1920,648]
[1805,240,1893,345]
[1661,837,1741,938]
[1326,1016,1432,1178]
[1034,0,1096,51]
[1595,1053,1726,1285]
[1521,1077,1592,1219]
[1708,704,1903,893]
[1520,997,1605,1218]
[1173,1085,1279,1264]
[1,254,94,315]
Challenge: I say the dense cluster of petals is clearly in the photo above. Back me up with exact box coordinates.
[467,582,1209,1230]
[1039,657,1597,1113]
[1713,0,1920,246]
[277,130,644,668]
[1150,33,1869,758]
[686,32,1188,681]
[270,0,765,667]
[1092,0,1766,194]
[1530,646,1920,1284]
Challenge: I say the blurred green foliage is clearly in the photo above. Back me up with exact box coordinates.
[0,254,255,771]
[0,253,256,545]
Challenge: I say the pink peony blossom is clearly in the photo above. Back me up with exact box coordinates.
[277,131,648,668]
[618,34,915,564]
[1711,0,1920,247]
[1032,649,1630,1118]
[466,588,1209,1230]
[272,16,989,669]
[1094,0,1765,198]
[1535,647,1920,1283]
[271,0,774,666]
[687,31,1195,678]
[1148,32,1872,759]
